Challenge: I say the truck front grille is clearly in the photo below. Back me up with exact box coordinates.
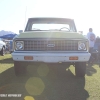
[24,39,78,51]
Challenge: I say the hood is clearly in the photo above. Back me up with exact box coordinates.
[17,31,86,39]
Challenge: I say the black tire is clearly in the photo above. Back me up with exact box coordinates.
[0,47,5,56]
[75,62,86,77]
[14,61,27,76]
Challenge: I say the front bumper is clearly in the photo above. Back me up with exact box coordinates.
[12,52,91,63]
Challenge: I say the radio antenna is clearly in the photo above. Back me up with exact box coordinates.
[24,6,27,29]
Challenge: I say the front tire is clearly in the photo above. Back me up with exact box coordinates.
[75,62,86,77]
[14,61,27,76]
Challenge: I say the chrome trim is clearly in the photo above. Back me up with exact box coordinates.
[13,51,88,53]
[23,40,78,51]
[13,38,89,52]
[47,44,55,47]
[78,41,87,50]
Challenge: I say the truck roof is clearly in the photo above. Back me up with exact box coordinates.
[25,17,76,32]
[28,17,74,21]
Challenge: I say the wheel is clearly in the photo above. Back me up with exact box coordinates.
[75,62,86,77]
[0,47,5,56]
[14,61,27,76]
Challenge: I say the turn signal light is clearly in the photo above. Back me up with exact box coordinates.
[24,56,33,60]
[69,56,78,60]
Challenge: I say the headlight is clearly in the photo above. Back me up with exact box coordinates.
[78,42,86,50]
[15,41,24,50]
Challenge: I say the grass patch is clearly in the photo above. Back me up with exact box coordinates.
[0,54,100,100]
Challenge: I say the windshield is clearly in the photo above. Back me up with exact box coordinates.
[25,18,77,32]
[31,24,70,31]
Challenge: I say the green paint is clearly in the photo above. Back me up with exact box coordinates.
[17,31,86,39]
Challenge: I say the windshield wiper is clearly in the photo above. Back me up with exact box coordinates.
[28,28,42,31]
[49,29,59,31]
[27,30,46,31]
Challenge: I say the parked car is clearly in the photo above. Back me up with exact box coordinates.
[12,17,91,77]
[0,38,6,56]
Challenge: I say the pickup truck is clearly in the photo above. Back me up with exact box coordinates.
[12,17,91,77]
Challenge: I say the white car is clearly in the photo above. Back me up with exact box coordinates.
[0,38,6,56]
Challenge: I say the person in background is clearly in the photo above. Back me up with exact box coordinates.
[87,28,96,63]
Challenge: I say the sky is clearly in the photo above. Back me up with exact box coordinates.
[0,0,100,36]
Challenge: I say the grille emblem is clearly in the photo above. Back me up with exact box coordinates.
[47,44,55,47]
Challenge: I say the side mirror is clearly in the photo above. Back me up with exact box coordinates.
[19,30,23,33]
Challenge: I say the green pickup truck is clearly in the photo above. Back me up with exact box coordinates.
[12,17,91,77]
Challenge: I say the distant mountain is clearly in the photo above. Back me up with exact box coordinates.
[0,30,16,36]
